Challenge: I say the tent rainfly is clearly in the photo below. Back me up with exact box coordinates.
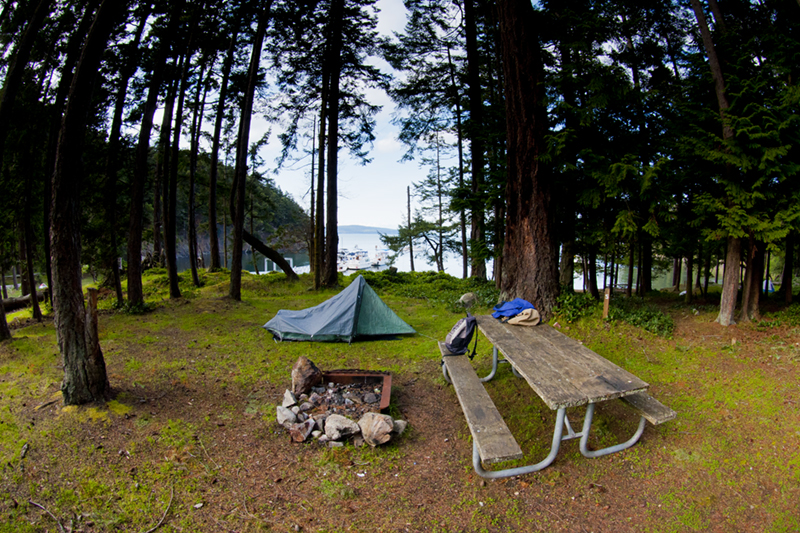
[262,275,416,342]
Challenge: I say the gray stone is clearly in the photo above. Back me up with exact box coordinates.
[358,412,394,447]
[315,414,327,432]
[363,393,379,404]
[311,430,322,439]
[282,390,297,408]
[291,406,300,415]
[318,434,330,443]
[352,435,365,447]
[277,406,297,427]
[459,292,478,309]
[324,414,361,441]
[298,402,315,412]
[392,419,408,435]
[344,398,354,407]
[309,392,323,405]
[291,356,322,395]
[328,441,344,448]
[289,419,315,442]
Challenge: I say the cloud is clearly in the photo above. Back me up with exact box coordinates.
[375,136,403,154]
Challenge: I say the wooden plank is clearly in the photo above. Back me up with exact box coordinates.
[440,342,523,464]
[620,392,677,425]
[476,317,648,409]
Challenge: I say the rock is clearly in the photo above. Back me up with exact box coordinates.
[358,412,394,447]
[324,414,361,441]
[282,390,297,408]
[312,430,322,439]
[392,419,408,435]
[291,406,300,415]
[277,406,297,427]
[459,292,478,309]
[289,419,315,442]
[297,413,307,422]
[344,398,354,407]
[291,356,322,395]
[298,402,315,412]
[363,392,379,404]
[315,414,327,432]
[318,434,330,443]
[299,393,309,402]
[328,441,344,448]
[352,435,365,447]
[309,392,323,405]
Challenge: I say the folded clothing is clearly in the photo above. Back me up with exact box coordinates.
[492,298,535,319]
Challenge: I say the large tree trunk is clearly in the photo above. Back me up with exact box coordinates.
[716,236,741,325]
[739,237,763,322]
[230,5,271,300]
[188,58,211,288]
[52,0,126,405]
[314,97,326,290]
[243,231,298,281]
[685,246,694,304]
[464,0,486,280]
[322,0,344,288]
[158,70,179,281]
[496,0,559,320]
[127,0,184,306]
[208,25,240,272]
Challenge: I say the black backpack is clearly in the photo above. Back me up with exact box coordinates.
[444,312,478,358]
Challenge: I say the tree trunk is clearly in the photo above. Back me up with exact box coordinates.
[780,231,794,304]
[739,238,763,322]
[587,248,599,300]
[465,0,486,280]
[230,4,271,300]
[716,236,741,326]
[159,68,179,288]
[22,199,42,320]
[626,242,634,298]
[52,0,126,405]
[208,25,239,272]
[243,231,298,281]
[446,47,468,279]
[323,0,344,288]
[128,0,184,306]
[188,58,212,287]
[407,186,415,272]
[685,247,694,304]
[314,99,326,289]
[497,0,559,320]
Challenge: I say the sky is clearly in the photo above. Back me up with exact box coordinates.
[251,0,419,230]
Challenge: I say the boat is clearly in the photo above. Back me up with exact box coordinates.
[372,247,390,267]
[345,248,371,270]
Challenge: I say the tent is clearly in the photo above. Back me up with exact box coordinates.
[262,275,416,342]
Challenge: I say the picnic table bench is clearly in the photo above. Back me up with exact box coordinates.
[441,315,675,479]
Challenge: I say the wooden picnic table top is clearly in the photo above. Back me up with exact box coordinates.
[476,315,649,410]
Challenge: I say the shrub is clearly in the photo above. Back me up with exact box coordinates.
[607,297,674,338]
[552,290,598,323]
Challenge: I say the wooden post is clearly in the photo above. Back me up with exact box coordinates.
[603,287,611,319]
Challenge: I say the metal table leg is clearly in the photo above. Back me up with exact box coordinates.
[578,403,646,458]
[473,408,567,479]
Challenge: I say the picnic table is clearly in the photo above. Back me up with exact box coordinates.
[441,315,675,479]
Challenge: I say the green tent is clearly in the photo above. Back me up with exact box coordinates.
[262,275,416,342]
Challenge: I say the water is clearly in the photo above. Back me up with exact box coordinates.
[176,231,490,278]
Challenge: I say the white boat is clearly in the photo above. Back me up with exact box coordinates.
[372,247,390,267]
[337,249,349,272]
[345,248,371,270]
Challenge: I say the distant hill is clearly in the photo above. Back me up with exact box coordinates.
[339,225,397,235]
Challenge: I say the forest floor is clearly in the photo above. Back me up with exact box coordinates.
[0,271,799,532]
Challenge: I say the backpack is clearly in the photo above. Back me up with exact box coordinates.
[444,312,478,358]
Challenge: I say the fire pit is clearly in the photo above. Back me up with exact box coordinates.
[321,370,392,412]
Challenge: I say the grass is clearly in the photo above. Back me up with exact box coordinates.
[1,271,799,531]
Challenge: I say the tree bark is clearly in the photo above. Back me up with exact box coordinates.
[780,231,794,304]
[446,47,468,279]
[208,25,240,272]
[685,247,694,304]
[496,0,559,320]
[52,0,126,405]
[188,58,212,287]
[739,237,763,322]
[243,230,298,281]
[464,0,486,280]
[716,236,741,325]
[230,4,271,300]
[159,68,179,284]
[322,0,344,288]
[127,0,184,306]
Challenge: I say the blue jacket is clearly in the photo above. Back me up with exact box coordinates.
[492,298,535,319]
